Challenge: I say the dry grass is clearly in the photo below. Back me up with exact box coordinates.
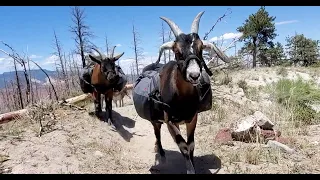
[199,66,320,174]
[1,66,320,174]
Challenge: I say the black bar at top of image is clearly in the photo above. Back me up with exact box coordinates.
[1,0,320,6]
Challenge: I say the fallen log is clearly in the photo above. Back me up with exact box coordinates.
[58,93,91,105]
[0,93,92,125]
[0,109,28,125]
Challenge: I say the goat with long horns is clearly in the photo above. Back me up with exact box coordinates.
[149,11,230,174]
[80,46,125,129]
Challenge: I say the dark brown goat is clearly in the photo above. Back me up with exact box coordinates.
[152,11,230,174]
[84,46,124,129]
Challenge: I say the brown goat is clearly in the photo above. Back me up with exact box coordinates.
[152,11,230,174]
[113,85,131,107]
[86,46,124,129]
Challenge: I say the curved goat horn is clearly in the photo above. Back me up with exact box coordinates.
[202,40,230,63]
[92,47,106,60]
[110,45,116,58]
[113,52,125,60]
[191,11,205,34]
[155,41,175,64]
[160,16,183,37]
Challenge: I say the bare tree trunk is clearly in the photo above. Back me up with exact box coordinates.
[168,30,173,61]
[27,56,34,104]
[20,60,30,104]
[53,30,69,95]
[131,23,144,75]
[160,22,167,64]
[29,59,59,102]
[252,38,257,68]
[105,35,110,57]
[13,58,24,109]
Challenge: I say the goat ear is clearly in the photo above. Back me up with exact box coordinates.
[89,55,101,64]
[113,52,124,61]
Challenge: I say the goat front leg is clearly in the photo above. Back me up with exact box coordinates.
[185,113,198,173]
[121,98,124,107]
[105,90,116,130]
[152,122,166,165]
[93,91,102,117]
[165,113,195,174]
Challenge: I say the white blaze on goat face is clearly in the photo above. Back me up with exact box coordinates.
[190,36,195,53]
[186,59,201,86]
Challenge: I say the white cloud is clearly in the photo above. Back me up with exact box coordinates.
[43,55,58,65]
[275,20,299,25]
[29,54,42,59]
[116,44,122,47]
[118,55,158,75]
[210,32,243,42]
[0,56,15,73]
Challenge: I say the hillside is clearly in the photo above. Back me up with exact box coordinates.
[0,69,57,88]
[0,69,138,89]
[0,66,320,174]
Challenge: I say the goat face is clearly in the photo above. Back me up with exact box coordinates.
[157,11,231,86]
[89,47,124,84]
[173,33,204,85]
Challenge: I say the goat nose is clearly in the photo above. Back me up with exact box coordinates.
[190,72,200,80]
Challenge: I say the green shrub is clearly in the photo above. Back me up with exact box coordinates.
[266,78,320,126]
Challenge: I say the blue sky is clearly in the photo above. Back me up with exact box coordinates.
[0,6,319,74]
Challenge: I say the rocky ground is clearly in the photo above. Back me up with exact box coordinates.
[0,66,320,174]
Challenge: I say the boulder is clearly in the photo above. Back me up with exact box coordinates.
[230,111,276,143]
[214,128,233,144]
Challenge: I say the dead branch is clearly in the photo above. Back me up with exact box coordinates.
[1,41,31,104]
[28,59,59,102]
[0,93,90,125]
[203,8,232,41]
[131,22,144,75]
[70,6,94,68]
[0,47,24,109]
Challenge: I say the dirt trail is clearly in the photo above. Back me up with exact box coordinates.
[0,97,221,174]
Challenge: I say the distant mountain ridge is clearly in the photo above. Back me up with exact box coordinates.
[0,69,138,89]
[0,69,57,88]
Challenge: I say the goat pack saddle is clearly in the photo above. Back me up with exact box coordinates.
[132,62,212,122]
[79,61,127,94]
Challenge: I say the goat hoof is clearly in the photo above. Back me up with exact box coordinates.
[107,119,116,131]
[186,161,195,174]
[160,155,166,164]
[187,170,195,174]
[154,154,166,165]
[95,111,102,118]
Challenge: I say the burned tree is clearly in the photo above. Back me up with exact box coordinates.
[131,23,144,75]
[53,30,69,94]
[159,22,167,63]
[0,42,29,108]
[167,30,173,61]
[70,6,94,68]
[105,35,111,57]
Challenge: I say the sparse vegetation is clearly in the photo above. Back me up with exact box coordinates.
[277,67,288,77]
[237,79,248,92]
[266,78,320,126]
[220,73,233,85]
